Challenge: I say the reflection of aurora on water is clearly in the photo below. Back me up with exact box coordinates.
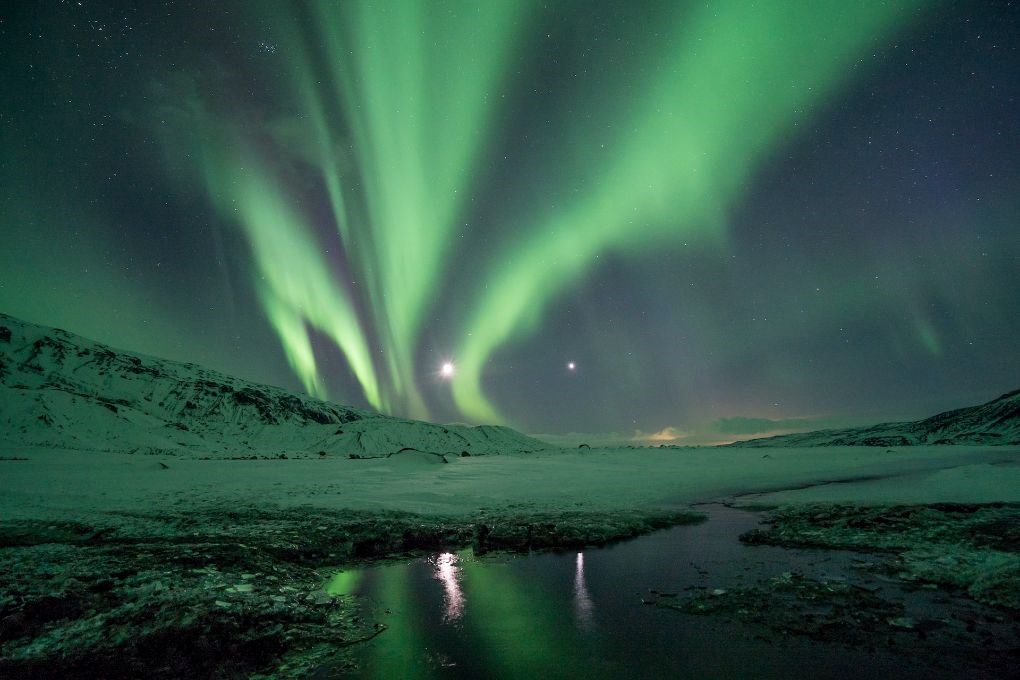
[321,505,1019,678]
[574,552,595,630]
[433,552,465,622]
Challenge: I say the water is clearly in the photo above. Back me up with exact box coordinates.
[320,505,1006,679]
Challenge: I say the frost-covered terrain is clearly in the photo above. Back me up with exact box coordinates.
[2,313,1019,678]
[0,313,545,458]
[730,388,1020,447]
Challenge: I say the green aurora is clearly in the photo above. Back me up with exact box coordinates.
[165,0,926,424]
[2,0,1017,435]
[450,1,928,422]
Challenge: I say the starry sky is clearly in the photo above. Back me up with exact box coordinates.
[2,1,1018,444]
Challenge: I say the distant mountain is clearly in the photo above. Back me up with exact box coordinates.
[729,389,1020,447]
[0,313,547,457]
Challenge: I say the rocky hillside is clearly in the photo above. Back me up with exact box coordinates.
[0,313,547,457]
[730,389,1020,447]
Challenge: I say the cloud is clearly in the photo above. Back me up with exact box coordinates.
[641,426,690,442]
[530,415,861,449]
[530,426,695,448]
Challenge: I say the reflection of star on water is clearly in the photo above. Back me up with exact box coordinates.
[434,552,465,622]
[574,552,595,630]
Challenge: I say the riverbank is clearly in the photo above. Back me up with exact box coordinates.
[1,445,1018,676]
[340,504,1020,679]
[0,504,702,678]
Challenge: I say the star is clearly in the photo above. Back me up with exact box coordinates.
[440,362,455,379]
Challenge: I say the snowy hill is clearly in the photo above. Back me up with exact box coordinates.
[730,389,1020,447]
[0,313,548,457]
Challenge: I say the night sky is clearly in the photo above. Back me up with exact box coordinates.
[2,1,1018,443]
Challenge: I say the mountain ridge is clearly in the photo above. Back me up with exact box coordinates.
[0,312,547,457]
[728,388,1020,447]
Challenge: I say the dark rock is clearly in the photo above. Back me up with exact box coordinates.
[473,523,490,554]
[0,613,26,643]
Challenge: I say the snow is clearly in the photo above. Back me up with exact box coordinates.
[2,446,1017,528]
[3,313,1019,679]
[0,312,545,458]
[2,309,1018,525]
[732,460,1020,506]
[729,388,1020,447]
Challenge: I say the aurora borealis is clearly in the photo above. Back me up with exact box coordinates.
[2,1,1018,441]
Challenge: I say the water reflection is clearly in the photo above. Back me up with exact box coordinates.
[459,555,576,677]
[325,569,361,596]
[373,565,427,678]
[324,505,949,679]
[573,552,595,630]
[433,552,465,622]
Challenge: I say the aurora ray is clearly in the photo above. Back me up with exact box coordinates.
[452,0,929,423]
[4,0,1016,436]
[196,128,383,409]
[254,0,536,417]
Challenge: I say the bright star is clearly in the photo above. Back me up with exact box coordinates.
[567,361,576,371]
[440,361,455,379]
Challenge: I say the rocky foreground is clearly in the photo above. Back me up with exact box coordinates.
[653,503,1020,679]
[0,505,701,678]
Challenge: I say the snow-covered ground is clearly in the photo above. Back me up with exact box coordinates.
[3,445,1017,527]
[6,444,1017,679]
[2,309,1018,544]
[4,310,1018,523]
[4,314,1019,679]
